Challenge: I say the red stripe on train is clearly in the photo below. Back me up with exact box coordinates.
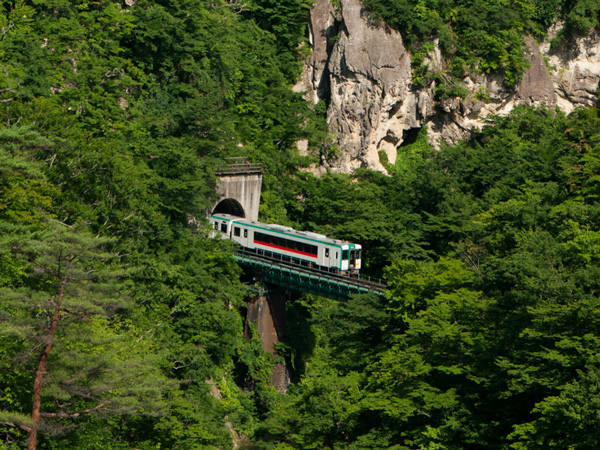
[253,240,318,258]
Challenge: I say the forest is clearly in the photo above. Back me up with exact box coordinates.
[1,0,600,449]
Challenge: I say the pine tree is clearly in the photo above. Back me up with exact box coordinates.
[0,222,173,450]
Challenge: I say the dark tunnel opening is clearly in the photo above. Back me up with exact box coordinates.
[212,198,245,218]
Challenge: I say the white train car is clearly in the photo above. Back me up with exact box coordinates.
[210,213,361,274]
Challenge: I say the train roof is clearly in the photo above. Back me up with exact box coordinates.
[211,213,361,248]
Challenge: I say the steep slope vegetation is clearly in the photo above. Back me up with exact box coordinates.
[2,1,600,450]
[262,106,600,450]
[0,0,318,448]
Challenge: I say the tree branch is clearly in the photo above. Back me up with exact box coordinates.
[39,402,110,419]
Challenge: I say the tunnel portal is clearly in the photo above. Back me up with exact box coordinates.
[211,159,263,222]
[212,198,245,218]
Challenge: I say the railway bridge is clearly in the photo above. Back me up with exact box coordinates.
[213,158,386,392]
[213,159,386,299]
[234,249,386,393]
[235,249,386,300]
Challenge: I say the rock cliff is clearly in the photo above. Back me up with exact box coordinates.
[295,0,600,173]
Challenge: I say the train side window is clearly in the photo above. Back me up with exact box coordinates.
[336,251,338,259]
[221,223,227,233]
[325,248,329,257]
[234,227,240,237]
[244,229,248,238]
[214,223,218,230]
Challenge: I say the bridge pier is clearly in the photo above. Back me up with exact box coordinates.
[238,251,385,393]
[245,285,290,394]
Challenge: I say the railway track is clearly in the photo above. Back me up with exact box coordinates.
[235,249,387,293]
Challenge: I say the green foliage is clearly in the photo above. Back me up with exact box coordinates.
[564,0,600,33]
[385,257,478,318]
[360,0,600,88]
[267,106,600,450]
[287,169,430,276]
[4,0,600,447]
[0,223,177,448]
[0,0,315,447]
[510,365,600,449]
[242,0,313,81]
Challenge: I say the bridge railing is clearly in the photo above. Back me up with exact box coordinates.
[235,248,387,292]
[216,158,263,175]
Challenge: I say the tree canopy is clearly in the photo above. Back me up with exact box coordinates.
[1,0,600,449]
[360,0,600,88]
[258,106,600,450]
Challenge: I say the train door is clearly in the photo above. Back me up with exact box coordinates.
[232,224,242,244]
[242,226,250,247]
[333,248,340,272]
[209,217,218,238]
[324,246,334,270]
[349,249,356,269]
[348,246,361,273]
[354,247,362,270]
[231,223,250,247]
[219,220,229,237]
[341,249,349,272]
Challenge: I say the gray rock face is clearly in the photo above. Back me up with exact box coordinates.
[300,0,419,172]
[298,0,600,174]
[294,0,337,103]
[542,25,600,112]
[327,0,417,172]
[517,36,557,105]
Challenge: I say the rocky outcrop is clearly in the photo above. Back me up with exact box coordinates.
[294,0,337,104]
[542,24,600,112]
[326,0,417,172]
[297,0,600,173]
[297,0,421,172]
[517,36,557,105]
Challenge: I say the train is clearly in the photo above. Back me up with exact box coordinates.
[210,213,362,274]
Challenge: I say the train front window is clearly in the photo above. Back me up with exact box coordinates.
[221,223,227,233]
[342,250,349,260]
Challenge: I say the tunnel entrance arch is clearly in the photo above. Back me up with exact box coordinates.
[210,159,263,222]
[212,198,245,218]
